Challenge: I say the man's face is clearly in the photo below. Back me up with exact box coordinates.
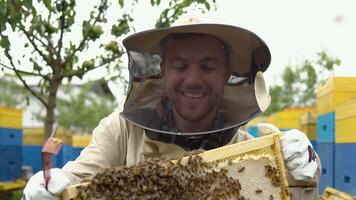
[161,35,228,128]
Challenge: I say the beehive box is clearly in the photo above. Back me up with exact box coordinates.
[0,106,22,129]
[23,127,73,145]
[267,107,315,130]
[300,112,317,141]
[317,77,356,115]
[335,98,356,143]
[62,133,290,200]
[72,134,92,148]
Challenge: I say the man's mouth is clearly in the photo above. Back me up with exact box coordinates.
[182,91,205,98]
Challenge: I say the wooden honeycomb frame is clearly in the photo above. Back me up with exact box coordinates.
[62,133,290,200]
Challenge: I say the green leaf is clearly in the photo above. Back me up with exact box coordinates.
[82,60,95,70]
[204,2,210,10]
[26,95,30,106]
[0,35,10,49]
[43,0,52,11]
[118,0,124,8]
[105,41,120,54]
[33,62,42,72]
[45,23,58,34]
[83,23,103,40]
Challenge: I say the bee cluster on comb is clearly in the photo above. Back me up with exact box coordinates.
[63,134,290,200]
[77,153,245,200]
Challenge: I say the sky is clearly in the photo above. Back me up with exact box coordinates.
[1,0,356,101]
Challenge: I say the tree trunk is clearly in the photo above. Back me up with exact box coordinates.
[44,74,62,139]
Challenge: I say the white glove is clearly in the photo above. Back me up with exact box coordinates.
[281,129,318,181]
[22,168,71,200]
[257,123,280,136]
[257,123,318,181]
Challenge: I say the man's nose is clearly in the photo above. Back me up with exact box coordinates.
[183,67,202,86]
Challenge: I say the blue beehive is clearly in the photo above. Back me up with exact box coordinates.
[0,145,22,181]
[0,128,22,145]
[334,143,356,195]
[22,145,58,173]
[311,141,318,152]
[56,145,73,168]
[317,142,335,194]
[22,145,43,173]
[72,147,83,160]
[317,112,335,143]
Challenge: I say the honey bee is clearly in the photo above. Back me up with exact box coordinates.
[255,189,263,194]
[238,166,245,173]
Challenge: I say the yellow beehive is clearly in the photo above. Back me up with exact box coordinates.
[23,127,73,145]
[72,134,92,147]
[300,112,317,141]
[317,77,356,115]
[0,106,22,129]
[267,107,315,130]
[335,97,356,143]
[0,179,26,192]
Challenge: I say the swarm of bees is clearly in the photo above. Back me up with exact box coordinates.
[78,154,245,200]
[264,165,281,187]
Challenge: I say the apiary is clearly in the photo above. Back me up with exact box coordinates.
[62,133,290,200]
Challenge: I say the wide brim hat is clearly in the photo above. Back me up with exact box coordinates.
[121,23,271,135]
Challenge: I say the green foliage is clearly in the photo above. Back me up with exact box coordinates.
[264,50,341,115]
[81,60,95,70]
[111,14,133,37]
[82,23,104,41]
[0,35,10,48]
[155,0,216,28]
[0,0,215,137]
[0,75,28,108]
[56,81,116,132]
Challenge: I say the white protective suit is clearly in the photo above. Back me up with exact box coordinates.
[62,107,321,200]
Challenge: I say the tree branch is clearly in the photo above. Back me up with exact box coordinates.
[45,34,56,63]
[0,62,50,81]
[20,27,53,68]
[56,1,66,60]
[3,51,48,108]
[63,0,107,68]
[64,53,122,78]
[31,33,47,48]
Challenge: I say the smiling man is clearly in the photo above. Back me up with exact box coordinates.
[22,24,320,200]
[161,34,228,133]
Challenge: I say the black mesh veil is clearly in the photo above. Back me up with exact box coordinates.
[121,24,271,136]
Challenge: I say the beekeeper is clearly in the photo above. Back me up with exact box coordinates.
[22,23,320,200]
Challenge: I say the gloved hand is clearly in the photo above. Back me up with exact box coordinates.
[257,123,280,136]
[257,123,318,181]
[22,168,71,200]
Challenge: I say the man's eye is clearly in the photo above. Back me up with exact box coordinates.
[171,62,187,70]
[201,62,217,70]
